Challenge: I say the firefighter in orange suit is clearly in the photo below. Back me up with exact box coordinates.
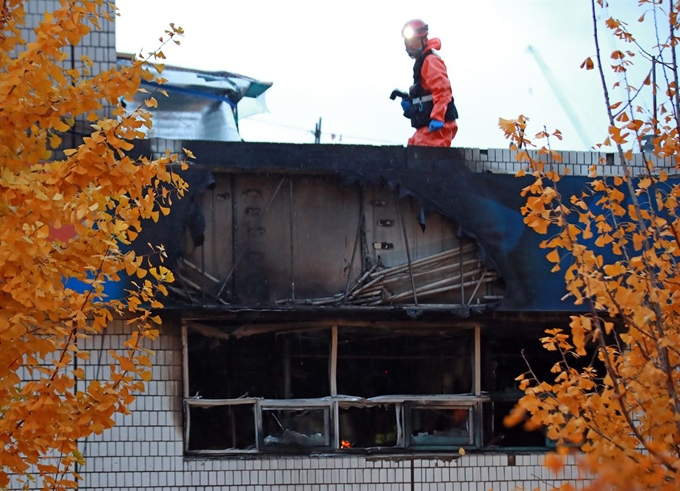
[400,19,459,147]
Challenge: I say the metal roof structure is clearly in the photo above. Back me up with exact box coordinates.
[118,55,273,141]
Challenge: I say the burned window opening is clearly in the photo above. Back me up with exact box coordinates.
[184,322,562,455]
[337,329,473,397]
[188,329,330,400]
[408,405,473,447]
[262,406,331,450]
[187,402,256,452]
[482,400,547,448]
[481,329,553,448]
[338,404,400,450]
[480,325,594,449]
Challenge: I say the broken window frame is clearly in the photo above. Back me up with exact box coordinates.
[182,323,521,455]
[185,398,259,454]
[259,400,333,451]
[404,397,479,448]
[336,398,404,450]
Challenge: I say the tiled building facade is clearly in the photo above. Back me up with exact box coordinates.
[71,142,663,490]
[68,143,615,491]
[12,1,668,490]
[21,0,116,71]
[74,319,585,491]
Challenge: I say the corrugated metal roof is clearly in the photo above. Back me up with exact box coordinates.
[118,55,272,141]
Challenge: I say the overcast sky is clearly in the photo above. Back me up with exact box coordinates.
[115,0,653,151]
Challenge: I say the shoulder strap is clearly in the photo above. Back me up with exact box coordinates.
[412,50,434,83]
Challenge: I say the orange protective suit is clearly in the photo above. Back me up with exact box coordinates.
[407,38,458,147]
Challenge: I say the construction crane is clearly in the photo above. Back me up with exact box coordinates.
[526,44,592,149]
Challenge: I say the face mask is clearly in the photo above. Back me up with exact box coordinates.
[405,47,423,59]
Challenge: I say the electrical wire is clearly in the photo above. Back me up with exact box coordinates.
[241,116,405,146]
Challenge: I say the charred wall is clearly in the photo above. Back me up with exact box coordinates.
[174,173,489,306]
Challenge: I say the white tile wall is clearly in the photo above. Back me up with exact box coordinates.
[467,146,666,176]
[72,318,589,491]
[20,1,116,77]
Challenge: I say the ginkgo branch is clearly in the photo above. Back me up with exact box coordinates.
[592,8,680,436]
[596,312,680,472]
[667,0,680,135]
